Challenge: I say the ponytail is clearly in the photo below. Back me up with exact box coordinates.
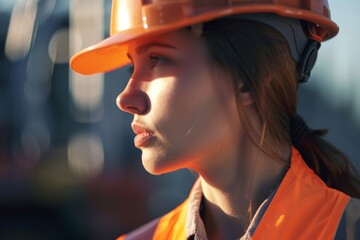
[291,114,360,198]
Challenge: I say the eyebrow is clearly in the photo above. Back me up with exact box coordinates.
[127,42,178,60]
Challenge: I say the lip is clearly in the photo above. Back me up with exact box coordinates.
[131,123,154,148]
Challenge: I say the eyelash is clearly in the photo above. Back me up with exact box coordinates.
[149,54,170,69]
[127,54,171,76]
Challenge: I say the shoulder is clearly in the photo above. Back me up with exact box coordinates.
[335,198,360,240]
[346,197,360,215]
[117,199,190,240]
[345,198,360,239]
[116,218,160,240]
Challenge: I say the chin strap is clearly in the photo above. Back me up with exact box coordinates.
[297,40,321,83]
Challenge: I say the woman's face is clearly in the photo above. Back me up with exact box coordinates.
[117,29,243,175]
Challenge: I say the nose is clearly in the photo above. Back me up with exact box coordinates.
[116,81,149,115]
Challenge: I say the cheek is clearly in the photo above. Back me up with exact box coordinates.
[150,68,240,151]
[147,75,199,132]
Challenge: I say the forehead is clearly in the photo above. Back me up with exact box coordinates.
[127,28,201,53]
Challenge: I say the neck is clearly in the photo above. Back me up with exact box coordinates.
[197,143,291,239]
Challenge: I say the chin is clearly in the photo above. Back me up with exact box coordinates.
[142,159,171,175]
[141,151,183,176]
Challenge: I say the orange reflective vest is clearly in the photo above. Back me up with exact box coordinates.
[118,148,351,239]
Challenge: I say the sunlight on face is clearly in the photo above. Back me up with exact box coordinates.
[117,29,243,175]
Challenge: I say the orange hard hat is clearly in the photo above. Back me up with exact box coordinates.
[70,0,338,75]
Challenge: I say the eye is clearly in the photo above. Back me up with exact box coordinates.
[149,54,170,69]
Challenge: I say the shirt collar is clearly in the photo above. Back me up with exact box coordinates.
[185,178,277,240]
[186,178,208,239]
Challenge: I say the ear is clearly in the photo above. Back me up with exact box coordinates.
[238,82,254,106]
[238,89,253,106]
[238,74,272,107]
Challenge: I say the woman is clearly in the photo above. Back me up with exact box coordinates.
[71,0,360,239]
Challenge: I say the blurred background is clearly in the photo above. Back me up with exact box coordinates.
[0,0,359,239]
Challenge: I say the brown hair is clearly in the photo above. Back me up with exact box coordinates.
[201,19,360,198]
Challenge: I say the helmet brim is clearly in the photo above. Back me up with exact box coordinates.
[70,4,338,75]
